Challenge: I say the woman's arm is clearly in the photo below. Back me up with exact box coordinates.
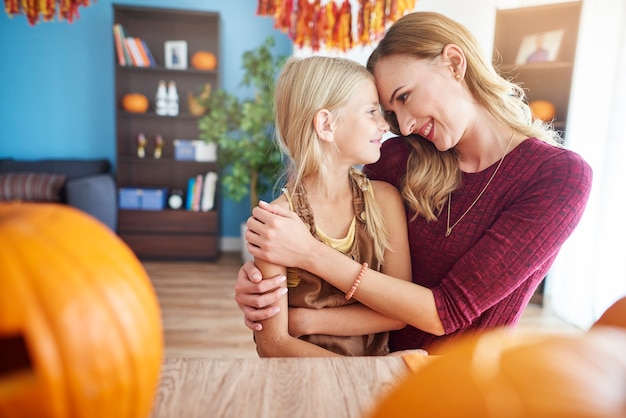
[247,182,445,336]
[252,196,341,357]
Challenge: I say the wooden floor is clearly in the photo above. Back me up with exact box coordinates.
[144,252,584,359]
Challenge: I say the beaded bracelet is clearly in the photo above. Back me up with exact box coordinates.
[345,262,368,300]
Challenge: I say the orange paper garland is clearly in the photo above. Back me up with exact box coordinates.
[4,0,95,25]
[257,0,417,52]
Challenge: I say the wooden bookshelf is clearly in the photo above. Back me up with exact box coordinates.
[113,5,221,260]
[493,1,582,136]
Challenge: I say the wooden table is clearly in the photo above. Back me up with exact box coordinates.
[151,356,429,418]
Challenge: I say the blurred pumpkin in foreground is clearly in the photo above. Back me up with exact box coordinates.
[0,203,163,418]
[591,296,626,330]
[369,328,626,418]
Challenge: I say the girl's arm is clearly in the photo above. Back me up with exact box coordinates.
[252,197,341,357]
[289,304,405,337]
[253,257,341,357]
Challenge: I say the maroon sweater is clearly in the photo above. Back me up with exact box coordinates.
[364,136,592,352]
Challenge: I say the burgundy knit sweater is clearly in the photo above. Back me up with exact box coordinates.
[364,136,592,353]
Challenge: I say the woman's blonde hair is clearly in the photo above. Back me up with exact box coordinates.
[275,56,389,262]
[366,11,561,221]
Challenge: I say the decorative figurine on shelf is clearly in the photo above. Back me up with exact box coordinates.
[137,133,147,158]
[167,80,179,116]
[155,80,168,116]
[188,83,212,116]
[154,134,164,159]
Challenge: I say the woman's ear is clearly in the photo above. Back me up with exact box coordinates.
[313,109,335,143]
[443,43,466,81]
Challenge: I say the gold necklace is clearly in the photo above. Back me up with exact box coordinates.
[445,131,515,237]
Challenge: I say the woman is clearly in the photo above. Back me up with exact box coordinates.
[254,55,411,357]
[236,11,592,354]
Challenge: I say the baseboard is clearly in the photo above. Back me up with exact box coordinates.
[220,236,242,252]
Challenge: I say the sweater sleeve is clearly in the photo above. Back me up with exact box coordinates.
[432,148,593,334]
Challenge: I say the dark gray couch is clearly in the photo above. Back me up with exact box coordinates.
[0,158,117,231]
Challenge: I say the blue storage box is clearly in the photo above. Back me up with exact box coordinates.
[141,188,167,210]
[119,187,167,210]
[174,139,195,161]
[119,188,141,209]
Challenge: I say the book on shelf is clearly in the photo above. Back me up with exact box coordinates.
[184,172,218,212]
[112,24,126,66]
[113,23,156,68]
[113,23,133,66]
[124,37,146,67]
[201,172,218,211]
[186,177,196,211]
[191,174,203,212]
[139,39,157,67]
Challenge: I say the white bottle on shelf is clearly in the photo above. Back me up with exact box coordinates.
[167,80,179,116]
[155,80,168,116]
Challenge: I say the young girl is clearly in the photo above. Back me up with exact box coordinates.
[253,56,412,357]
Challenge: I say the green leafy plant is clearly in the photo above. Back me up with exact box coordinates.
[198,37,286,211]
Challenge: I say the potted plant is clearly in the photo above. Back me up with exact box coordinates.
[198,36,286,213]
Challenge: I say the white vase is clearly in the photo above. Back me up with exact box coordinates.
[241,222,254,263]
[155,80,168,116]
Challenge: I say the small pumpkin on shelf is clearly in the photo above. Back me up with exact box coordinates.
[0,202,164,418]
[529,99,556,122]
[122,93,149,113]
[191,51,217,71]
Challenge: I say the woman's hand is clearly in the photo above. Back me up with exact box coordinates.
[245,200,319,269]
[234,261,287,331]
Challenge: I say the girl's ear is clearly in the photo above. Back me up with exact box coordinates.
[313,109,335,143]
[443,43,467,81]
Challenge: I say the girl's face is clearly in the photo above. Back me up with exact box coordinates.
[333,79,390,166]
[372,54,473,152]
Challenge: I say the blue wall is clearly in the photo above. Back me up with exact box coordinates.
[0,0,292,238]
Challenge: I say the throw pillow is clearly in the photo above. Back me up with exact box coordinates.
[0,173,67,202]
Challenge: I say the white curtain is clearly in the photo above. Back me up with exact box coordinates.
[547,0,626,328]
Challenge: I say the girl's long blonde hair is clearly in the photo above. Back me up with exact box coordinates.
[366,11,561,221]
[275,56,389,262]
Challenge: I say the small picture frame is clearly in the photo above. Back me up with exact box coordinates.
[164,40,188,70]
[515,29,564,65]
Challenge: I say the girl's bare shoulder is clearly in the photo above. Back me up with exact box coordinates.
[269,192,292,211]
[370,179,401,199]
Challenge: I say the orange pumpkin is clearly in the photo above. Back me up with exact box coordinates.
[0,203,163,418]
[191,51,217,71]
[591,296,626,330]
[529,100,556,122]
[122,93,149,113]
[369,328,626,418]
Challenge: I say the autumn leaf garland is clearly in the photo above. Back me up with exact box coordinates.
[257,0,417,51]
[4,0,95,25]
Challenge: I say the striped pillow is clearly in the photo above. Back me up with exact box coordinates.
[0,173,67,202]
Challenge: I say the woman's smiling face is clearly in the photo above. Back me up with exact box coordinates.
[372,53,473,152]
